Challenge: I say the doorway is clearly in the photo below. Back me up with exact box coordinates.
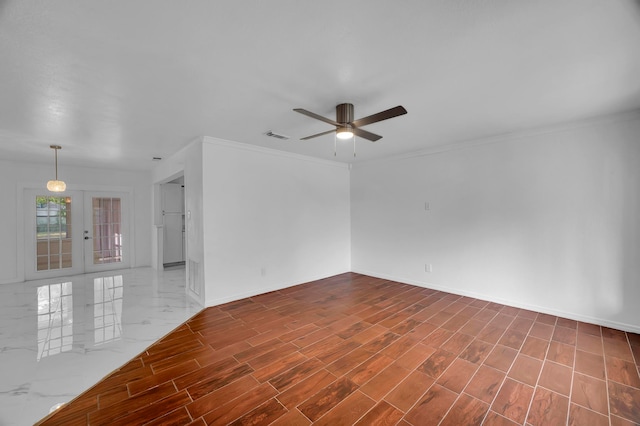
[24,189,131,280]
[161,181,185,268]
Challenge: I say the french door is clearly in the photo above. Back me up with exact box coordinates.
[25,189,130,280]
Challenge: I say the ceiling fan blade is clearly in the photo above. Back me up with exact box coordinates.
[353,127,382,142]
[293,108,340,127]
[351,105,407,127]
[300,129,337,140]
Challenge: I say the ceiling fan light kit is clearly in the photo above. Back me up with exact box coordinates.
[294,103,407,155]
[336,125,354,140]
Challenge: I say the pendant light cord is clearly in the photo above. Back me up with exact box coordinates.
[54,147,59,180]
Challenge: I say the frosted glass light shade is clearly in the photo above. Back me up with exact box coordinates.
[336,129,354,140]
[47,180,66,192]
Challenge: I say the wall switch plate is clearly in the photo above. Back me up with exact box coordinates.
[425,263,432,273]
[425,202,430,211]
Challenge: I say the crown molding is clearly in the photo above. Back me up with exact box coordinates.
[351,108,640,169]
[202,136,349,170]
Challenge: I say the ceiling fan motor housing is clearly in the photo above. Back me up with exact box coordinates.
[337,103,354,125]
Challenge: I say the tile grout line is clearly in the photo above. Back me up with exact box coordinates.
[437,307,516,426]
[566,323,578,426]
[432,311,508,424]
[380,298,468,425]
[626,331,640,382]
[503,313,545,425]
[507,314,552,424]
[571,327,614,420]
[367,338,438,417]
[351,337,421,403]
[477,309,539,424]
[602,327,613,426]
[477,356,517,424]
[328,314,393,406]
[390,295,481,426]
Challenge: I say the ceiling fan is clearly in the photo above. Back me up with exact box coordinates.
[294,103,407,142]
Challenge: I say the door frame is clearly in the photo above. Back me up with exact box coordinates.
[19,183,136,282]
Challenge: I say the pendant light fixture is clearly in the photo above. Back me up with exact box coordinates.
[47,145,66,192]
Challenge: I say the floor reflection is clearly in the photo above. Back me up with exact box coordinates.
[0,266,200,426]
[93,275,123,345]
[37,282,73,361]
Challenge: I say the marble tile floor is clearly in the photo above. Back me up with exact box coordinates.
[0,266,200,426]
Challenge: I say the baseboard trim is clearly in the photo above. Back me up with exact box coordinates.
[351,268,640,334]
[204,269,352,307]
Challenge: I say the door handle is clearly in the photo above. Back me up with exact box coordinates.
[84,236,92,240]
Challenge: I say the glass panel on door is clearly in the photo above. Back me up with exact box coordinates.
[92,197,122,265]
[35,196,73,271]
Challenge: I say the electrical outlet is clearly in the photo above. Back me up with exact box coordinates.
[425,201,430,211]
[261,267,266,277]
[425,263,432,273]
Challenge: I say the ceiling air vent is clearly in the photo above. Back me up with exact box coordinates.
[264,131,290,140]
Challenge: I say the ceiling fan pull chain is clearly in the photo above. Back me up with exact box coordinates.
[334,134,337,156]
[353,135,356,157]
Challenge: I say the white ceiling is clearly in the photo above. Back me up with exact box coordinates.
[1,1,639,170]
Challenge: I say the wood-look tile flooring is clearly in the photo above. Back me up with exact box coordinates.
[37,273,640,425]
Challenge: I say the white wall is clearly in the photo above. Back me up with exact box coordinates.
[200,138,351,306]
[150,140,205,304]
[351,113,640,332]
[0,160,152,284]
[184,142,205,304]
